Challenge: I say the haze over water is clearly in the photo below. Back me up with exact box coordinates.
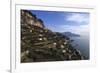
[71,34,89,59]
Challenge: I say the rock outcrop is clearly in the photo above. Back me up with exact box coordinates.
[21,10,45,28]
[21,10,84,63]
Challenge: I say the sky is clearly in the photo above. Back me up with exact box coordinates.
[30,10,90,36]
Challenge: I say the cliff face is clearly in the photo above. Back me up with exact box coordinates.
[21,10,45,28]
[21,10,84,63]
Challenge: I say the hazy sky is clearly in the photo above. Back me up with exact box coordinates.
[30,10,89,35]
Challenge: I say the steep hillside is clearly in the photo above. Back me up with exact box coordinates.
[21,10,84,63]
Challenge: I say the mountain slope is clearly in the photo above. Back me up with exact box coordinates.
[62,32,80,37]
[21,10,84,63]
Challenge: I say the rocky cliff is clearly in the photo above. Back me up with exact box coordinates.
[21,10,84,63]
[21,10,45,28]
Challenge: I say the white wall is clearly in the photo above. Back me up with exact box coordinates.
[0,0,100,73]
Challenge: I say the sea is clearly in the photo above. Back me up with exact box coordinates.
[70,35,89,59]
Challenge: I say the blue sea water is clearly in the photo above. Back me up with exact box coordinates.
[70,35,89,59]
